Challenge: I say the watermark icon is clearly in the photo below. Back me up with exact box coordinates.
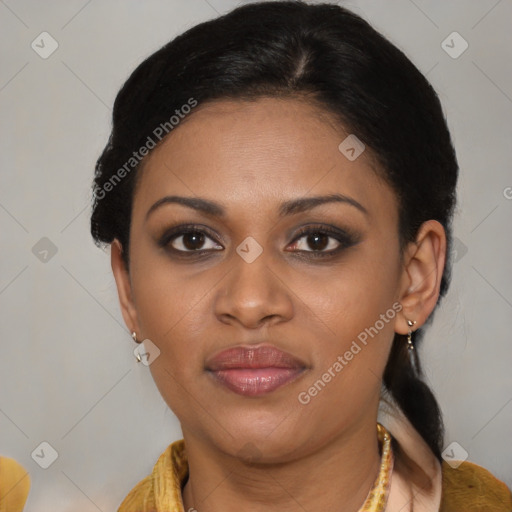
[503,186,512,200]
[441,32,468,59]
[236,236,263,263]
[32,237,58,263]
[31,441,59,469]
[442,441,469,469]
[298,302,403,404]
[237,442,263,463]
[94,97,198,201]
[31,32,59,59]
[134,338,161,366]
[338,134,365,161]
[452,237,468,263]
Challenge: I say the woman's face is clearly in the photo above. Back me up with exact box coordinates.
[113,97,413,461]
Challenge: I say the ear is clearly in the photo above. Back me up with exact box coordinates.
[395,220,447,335]
[111,238,140,336]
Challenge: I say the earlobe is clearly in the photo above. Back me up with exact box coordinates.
[395,220,446,335]
[111,239,139,335]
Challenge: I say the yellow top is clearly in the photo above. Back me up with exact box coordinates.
[0,456,31,512]
[115,428,512,512]
[118,423,394,512]
[116,424,512,512]
[441,461,512,511]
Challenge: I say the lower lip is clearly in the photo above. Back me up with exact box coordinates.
[208,367,305,396]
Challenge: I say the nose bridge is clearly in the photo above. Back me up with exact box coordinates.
[230,238,275,302]
[214,237,293,327]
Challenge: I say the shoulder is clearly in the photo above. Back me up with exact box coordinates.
[117,473,157,512]
[440,460,512,512]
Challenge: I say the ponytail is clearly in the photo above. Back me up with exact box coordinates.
[383,331,445,461]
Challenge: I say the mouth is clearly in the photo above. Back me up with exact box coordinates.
[205,344,308,397]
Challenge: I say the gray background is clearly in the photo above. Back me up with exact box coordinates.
[1,1,511,510]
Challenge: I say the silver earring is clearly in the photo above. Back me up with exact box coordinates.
[132,331,142,363]
[406,319,418,373]
[406,319,416,351]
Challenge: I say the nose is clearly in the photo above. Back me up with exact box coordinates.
[213,247,294,329]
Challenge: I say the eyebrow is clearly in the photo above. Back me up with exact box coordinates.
[145,193,368,222]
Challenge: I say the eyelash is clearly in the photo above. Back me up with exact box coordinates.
[158,223,359,259]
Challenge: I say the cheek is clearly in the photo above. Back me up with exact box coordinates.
[129,251,226,411]
[297,245,400,342]
[295,288,398,436]
[130,245,212,340]
[295,245,400,405]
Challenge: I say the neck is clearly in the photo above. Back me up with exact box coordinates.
[181,419,382,512]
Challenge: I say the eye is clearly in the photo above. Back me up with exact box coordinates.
[159,224,223,253]
[158,223,359,259]
[287,225,358,257]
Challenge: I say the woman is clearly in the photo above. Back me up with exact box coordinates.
[90,1,512,510]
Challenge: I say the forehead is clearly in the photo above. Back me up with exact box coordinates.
[132,97,396,223]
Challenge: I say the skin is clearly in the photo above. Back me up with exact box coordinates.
[111,97,446,512]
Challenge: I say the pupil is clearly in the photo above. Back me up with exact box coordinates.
[308,233,328,251]
[183,232,205,250]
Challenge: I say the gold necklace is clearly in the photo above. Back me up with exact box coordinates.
[358,423,394,512]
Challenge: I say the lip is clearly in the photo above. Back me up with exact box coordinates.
[205,345,307,397]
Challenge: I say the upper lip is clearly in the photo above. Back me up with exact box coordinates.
[205,344,307,371]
